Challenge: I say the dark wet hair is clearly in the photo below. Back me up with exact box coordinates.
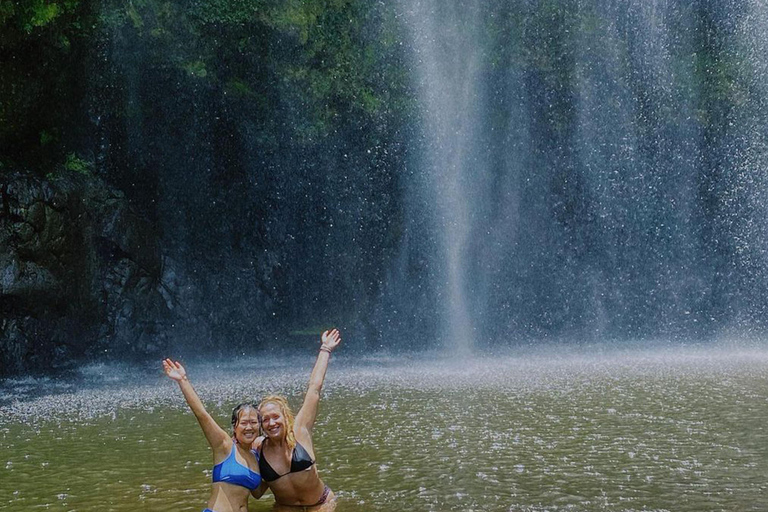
[231,402,260,433]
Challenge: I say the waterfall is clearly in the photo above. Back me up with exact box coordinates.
[403,0,486,353]
[397,0,768,348]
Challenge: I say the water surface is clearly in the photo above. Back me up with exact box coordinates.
[2,346,767,511]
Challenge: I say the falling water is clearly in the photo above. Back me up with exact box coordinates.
[397,0,768,349]
[403,1,486,353]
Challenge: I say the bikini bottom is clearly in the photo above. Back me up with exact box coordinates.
[276,485,333,509]
[313,485,332,506]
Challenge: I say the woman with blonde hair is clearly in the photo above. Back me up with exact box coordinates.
[258,328,342,511]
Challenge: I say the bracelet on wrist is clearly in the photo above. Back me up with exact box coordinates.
[320,346,332,354]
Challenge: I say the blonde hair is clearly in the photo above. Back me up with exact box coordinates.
[258,395,296,449]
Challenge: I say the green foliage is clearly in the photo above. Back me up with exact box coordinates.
[0,1,14,25]
[192,0,264,24]
[0,0,83,34]
[224,78,256,98]
[2,0,412,179]
[126,1,144,29]
[182,60,208,78]
[44,152,91,182]
[1,0,94,171]
[28,0,60,30]
[260,0,403,139]
[40,130,55,146]
[64,153,92,175]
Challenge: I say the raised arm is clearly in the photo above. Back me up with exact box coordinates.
[163,359,230,456]
[295,329,341,434]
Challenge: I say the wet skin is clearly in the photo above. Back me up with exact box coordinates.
[162,359,264,512]
[257,328,341,511]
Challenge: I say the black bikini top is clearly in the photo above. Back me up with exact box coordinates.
[258,440,315,482]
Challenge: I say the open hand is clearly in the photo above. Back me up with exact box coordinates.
[162,358,187,382]
[320,328,342,353]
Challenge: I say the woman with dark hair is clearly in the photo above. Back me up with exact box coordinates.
[163,359,265,512]
[258,328,342,511]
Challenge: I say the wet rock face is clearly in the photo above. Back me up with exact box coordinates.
[0,171,170,376]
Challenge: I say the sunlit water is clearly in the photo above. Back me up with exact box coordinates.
[2,346,768,511]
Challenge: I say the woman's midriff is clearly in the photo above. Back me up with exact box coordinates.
[270,474,327,507]
[207,482,251,512]
[271,489,336,512]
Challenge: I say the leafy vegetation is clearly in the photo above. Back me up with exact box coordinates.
[2,0,764,359]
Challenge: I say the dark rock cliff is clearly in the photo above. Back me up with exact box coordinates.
[0,170,172,375]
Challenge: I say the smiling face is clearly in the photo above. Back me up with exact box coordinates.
[260,402,285,441]
[233,406,260,446]
[258,395,296,448]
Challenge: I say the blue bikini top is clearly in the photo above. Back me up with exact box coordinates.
[212,444,262,490]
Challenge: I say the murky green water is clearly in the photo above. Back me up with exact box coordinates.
[2,347,768,511]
